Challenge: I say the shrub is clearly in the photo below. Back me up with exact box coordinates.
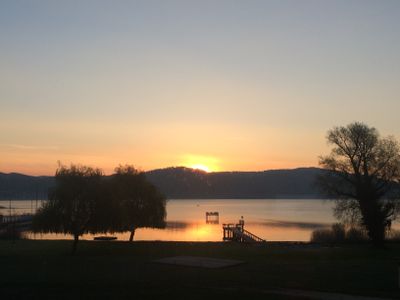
[311,223,346,244]
[311,228,334,243]
[387,230,400,241]
[311,224,370,244]
[331,223,345,242]
[346,227,368,242]
[0,226,24,240]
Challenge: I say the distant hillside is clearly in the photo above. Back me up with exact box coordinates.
[146,167,324,199]
[0,167,325,200]
[0,173,54,200]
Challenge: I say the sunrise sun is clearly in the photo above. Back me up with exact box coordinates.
[181,154,219,173]
[190,164,210,172]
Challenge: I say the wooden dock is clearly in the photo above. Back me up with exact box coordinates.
[206,212,219,224]
[222,223,266,243]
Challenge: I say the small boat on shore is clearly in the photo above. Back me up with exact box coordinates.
[93,236,117,241]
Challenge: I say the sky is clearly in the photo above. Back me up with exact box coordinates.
[1,0,400,175]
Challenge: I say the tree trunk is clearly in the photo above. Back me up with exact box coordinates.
[71,234,79,255]
[359,198,386,247]
[129,228,136,242]
[363,210,386,247]
[367,223,385,247]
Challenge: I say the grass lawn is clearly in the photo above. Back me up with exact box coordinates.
[1,240,400,299]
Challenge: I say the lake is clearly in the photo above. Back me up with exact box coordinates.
[0,199,340,241]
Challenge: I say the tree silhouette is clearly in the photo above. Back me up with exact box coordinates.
[85,167,166,241]
[318,122,400,246]
[86,176,122,236]
[112,165,166,242]
[33,164,103,254]
[33,163,166,251]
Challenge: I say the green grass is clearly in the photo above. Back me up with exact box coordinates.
[1,240,400,299]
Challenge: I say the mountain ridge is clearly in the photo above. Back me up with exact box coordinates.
[0,167,325,200]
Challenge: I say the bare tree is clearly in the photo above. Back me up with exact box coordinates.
[318,122,400,246]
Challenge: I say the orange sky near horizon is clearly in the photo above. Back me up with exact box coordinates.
[0,122,328,176]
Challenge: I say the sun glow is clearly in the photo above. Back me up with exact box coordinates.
[181,154,219,172]
[190,164,210,172]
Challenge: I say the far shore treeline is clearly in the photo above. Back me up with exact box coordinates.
[0,167,324,200]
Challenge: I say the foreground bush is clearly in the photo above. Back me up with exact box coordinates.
[346,227,368,242]
[386,230,400,242]
[0,227,25,240]
[311,224,368,244]
[311,228,334,244]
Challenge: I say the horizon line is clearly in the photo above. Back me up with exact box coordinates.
[0,166,321,177]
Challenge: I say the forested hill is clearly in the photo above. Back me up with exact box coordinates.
[0,167,325,200]
[0,173,54,200]
[146,167,324,199]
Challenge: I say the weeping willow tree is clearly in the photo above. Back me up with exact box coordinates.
[33,164,103,254]
[33,164,166,253]
[318,122,400,246]
[111,165,166,242]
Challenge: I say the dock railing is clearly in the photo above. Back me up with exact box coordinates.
[222,223,266,243]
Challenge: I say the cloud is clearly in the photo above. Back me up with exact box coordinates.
[250,219,331,229]
[2,144,59,151]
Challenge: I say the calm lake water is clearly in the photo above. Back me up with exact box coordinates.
[0,199,340,241]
